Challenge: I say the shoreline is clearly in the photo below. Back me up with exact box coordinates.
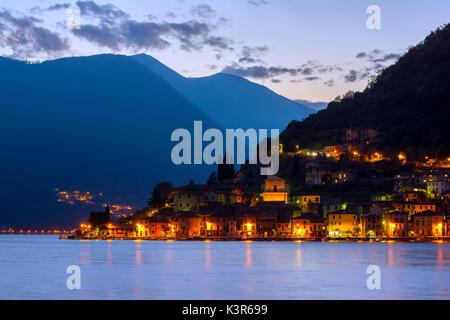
[62,236,450,243]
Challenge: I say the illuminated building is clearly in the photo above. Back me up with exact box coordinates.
[384,211,409,238]
[327,211,360,238]
[291,214,326,238]
[135,217,172,238]
[361,213,383,238]
[262,176,288,203]
[289,195,320,213]
[412,211,446,238]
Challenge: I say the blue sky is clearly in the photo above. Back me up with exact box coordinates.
[1,0,449,101]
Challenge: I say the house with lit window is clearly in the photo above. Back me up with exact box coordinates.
[198,202,237,238]
[135,216,172,239]
[361,212,383,239]
[411,210,446,238]
[305,161,331,185]
[172,212,201,238]
[262,176,288,203]
[289,195,320,212]
[327,211,360,238]
[427,179,450,198]
[332,169,353,184]
[237,214,258,239]
[384,211,409,238]
[291,213,326,239]
[394,201,437,215]
[169,184,242,212]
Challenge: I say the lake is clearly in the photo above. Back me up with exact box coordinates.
[1,235,449,299]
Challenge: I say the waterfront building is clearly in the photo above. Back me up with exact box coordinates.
[384,211,409,238]
[173,212,201,238]
[135,216,172,238]
[361,213,383,238]
[327,211,360,238]
[412,211,446,238]
[291,213,326,238]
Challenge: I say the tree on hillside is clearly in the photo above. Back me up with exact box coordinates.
[147,182,173,208]
[207,171,218,184]
[218,153,235,183]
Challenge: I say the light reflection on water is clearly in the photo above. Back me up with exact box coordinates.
[1,235,450,300]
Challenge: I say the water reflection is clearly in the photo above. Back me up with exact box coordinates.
[205,242,212,267]
[387,243,394,266]
[167,247,174,264]
[135,242,142,265]
[80,240,91,263]
[3,236,450,300]
[245,241,252,268]
[107,240,113,264]
[437,243,444,267]
[296,245,302,267]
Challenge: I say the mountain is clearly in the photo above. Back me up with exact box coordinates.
[281,24,450,156]
[294,99,328,111]
[132,54,315,131]
[0,54,220,228]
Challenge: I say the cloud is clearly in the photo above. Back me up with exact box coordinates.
[238,45,269,64]
[204,36,234,50]
[0,9,70,59]
[304,76,320,81]
[271,79,281,83]
[191,4,216,18]
[42,1,232,52]
[222,58,339,82]
[248,0,269,6]
[356,49,403,63]
[49,1,129,23]
[344,70,358,82]
[324,79,335,87]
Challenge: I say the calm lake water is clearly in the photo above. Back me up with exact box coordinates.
[1,235,449,300]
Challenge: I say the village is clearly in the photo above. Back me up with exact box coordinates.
[74,128,450,242]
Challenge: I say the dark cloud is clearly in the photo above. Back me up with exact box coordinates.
[344,70,358,83]
[0,9,69,58]
[191,4,216,18]
[248,0,269,6]
[324,79,335,87]
[49,1,129,23]
[43,1,232,52]
[204,36,234,50]
[70,20,214,51]
[239,45,268,64]
[271,79,281,83]
[304,76,320,81]
[356,49,403,63]
[221,63,316,79]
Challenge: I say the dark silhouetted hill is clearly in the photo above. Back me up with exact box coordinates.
[0,54,219,227]
[132,53,315,131]
[281,24,450,157]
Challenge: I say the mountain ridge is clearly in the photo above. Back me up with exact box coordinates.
[131,53,315,131]
[281,24,450,156]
